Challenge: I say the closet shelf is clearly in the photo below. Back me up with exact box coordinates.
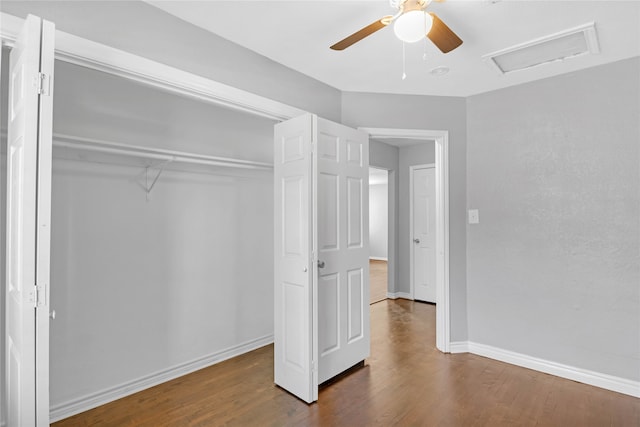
[52,133,274,171]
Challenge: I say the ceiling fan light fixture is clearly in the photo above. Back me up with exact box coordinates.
[393,10,433,43]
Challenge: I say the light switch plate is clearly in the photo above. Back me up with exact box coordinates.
[468,209,479,224]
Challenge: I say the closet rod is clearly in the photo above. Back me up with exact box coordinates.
[53,133,274,170]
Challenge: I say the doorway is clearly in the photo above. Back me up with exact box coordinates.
[360,127,450,353]
[369,167,389,304]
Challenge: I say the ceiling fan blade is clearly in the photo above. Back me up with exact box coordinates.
[330,16,393,51]
[427,13,463,53]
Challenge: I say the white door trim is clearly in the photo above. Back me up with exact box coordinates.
[359,127,450,353]
[409,163,435,301]
[0,12,305,122]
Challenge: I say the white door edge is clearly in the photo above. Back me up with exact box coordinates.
[409,163,435,302]
[359,127,450,354]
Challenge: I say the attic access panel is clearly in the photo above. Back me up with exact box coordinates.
[483,23,600,74]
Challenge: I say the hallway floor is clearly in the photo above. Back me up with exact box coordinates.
[369,259,387,304]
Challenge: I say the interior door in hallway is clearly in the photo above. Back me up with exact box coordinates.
[411,166,436,303]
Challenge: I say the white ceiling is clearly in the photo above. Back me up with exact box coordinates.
[147,0,640,97]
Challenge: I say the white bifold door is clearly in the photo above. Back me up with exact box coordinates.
[5,14,55,427]
[274,114,370,403]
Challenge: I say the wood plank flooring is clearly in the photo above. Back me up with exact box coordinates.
[369,259,388,304]
[53,300,640,426]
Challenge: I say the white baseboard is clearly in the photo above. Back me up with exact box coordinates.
[450,341,640,398]
[448,341,469,354]
[369,257,388,261]
[50,334,274,423]
[386,291,412,300]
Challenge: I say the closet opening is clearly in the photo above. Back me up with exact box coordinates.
[19,58,278,422]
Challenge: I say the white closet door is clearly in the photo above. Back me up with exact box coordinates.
[316,118,369,384]
[274,114,317,403]
[6,14,54,426]
[274,114,370,402]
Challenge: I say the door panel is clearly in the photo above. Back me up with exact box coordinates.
[318,173,338,251]
[412,167,436,303]
[318,273,339,356]
[347,268,364,342]
[347,177,363,248]
[274,114,317,403]
[317,118,369,384]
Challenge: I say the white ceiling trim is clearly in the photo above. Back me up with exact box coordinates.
[360,127,439,142]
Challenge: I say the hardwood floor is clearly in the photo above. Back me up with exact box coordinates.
[53,300,639,427]
[369,259,388,304]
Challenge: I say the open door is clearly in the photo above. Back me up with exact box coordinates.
[274,114,317,403]
[6,14,54,426]
[315,118,370,384]
[274,114,370,403]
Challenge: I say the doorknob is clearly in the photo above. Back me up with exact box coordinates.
[49,310,56,320]
[413,238,420,244]
[318,260,325,269]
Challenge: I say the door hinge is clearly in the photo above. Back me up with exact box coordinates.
[34,284,46,307]
[35,72,50,96]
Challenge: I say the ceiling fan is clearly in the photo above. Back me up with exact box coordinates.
[330,0,463,53]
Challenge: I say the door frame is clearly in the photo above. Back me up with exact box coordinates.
[409,163,435,302]
[359,128,450,353]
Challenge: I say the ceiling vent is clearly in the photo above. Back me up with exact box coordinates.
[483,23,599,74]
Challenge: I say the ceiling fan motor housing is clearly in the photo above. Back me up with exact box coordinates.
[392,0,430,12]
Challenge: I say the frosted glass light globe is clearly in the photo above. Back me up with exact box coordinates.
[393,10,433,43]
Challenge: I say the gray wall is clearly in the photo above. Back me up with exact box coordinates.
[343,92,468,341]
[50,161,273,407]
[398,143,435,297]
[466,57,640,381]
[369,182,388,260]
[0,1,342,123]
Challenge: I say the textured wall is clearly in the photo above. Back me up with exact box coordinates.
[343,92,468,341]
[466,57,640,380]
[0,1,342,122]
